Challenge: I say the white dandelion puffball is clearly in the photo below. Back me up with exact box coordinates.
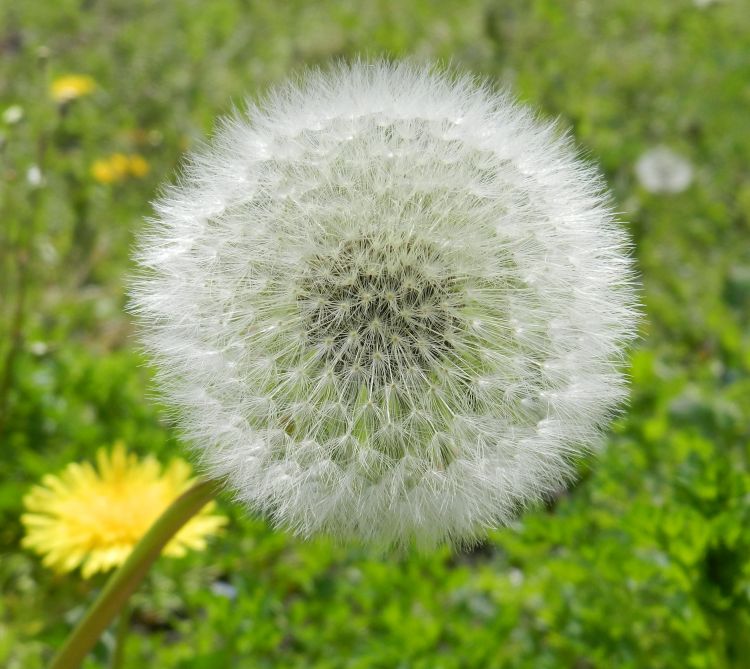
[132,61,638,549]
[635,146,693,194]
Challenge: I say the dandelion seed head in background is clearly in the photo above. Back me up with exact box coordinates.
[131,61,638,548]
[26,165,43,188]
[2,105,24,125]
[635,146,693,194]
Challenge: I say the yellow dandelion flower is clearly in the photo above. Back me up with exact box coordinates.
[50,74,96,103]
[91,153,149,184]
[21,442,226,578]
[91,158,118,184]
[128,153,150,178]
[109,152,131,178]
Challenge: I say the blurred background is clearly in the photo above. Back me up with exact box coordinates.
[1,1,749,667]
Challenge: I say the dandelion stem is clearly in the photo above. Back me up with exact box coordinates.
[109,602,130,669]
[50,478,220,669]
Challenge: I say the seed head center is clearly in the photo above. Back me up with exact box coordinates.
[297,233,460,383]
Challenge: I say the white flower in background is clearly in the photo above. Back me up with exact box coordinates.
[26,165,43,188]
[2,105,23,124]
[132,61,638,548]
[635,146,693,194]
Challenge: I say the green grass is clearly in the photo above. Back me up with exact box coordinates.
[1,0,749,667]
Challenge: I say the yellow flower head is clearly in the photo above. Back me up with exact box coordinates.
[91,153,150,184]
[22,442,226,578]
[50,74,96,103]
[127,153,150,178]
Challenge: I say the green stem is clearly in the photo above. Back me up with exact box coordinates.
[109,602,130,669]
[50,478,219,669]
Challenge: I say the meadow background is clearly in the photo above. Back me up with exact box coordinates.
[2,0,749,667]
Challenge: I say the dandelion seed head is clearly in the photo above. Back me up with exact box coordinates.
[2,104,23,125]
[131,61,638,548]
[635,146,693,194]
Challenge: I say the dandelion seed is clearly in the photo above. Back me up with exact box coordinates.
[21,442,226,578]
[131,61,638,548]
[50,74,96,104]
